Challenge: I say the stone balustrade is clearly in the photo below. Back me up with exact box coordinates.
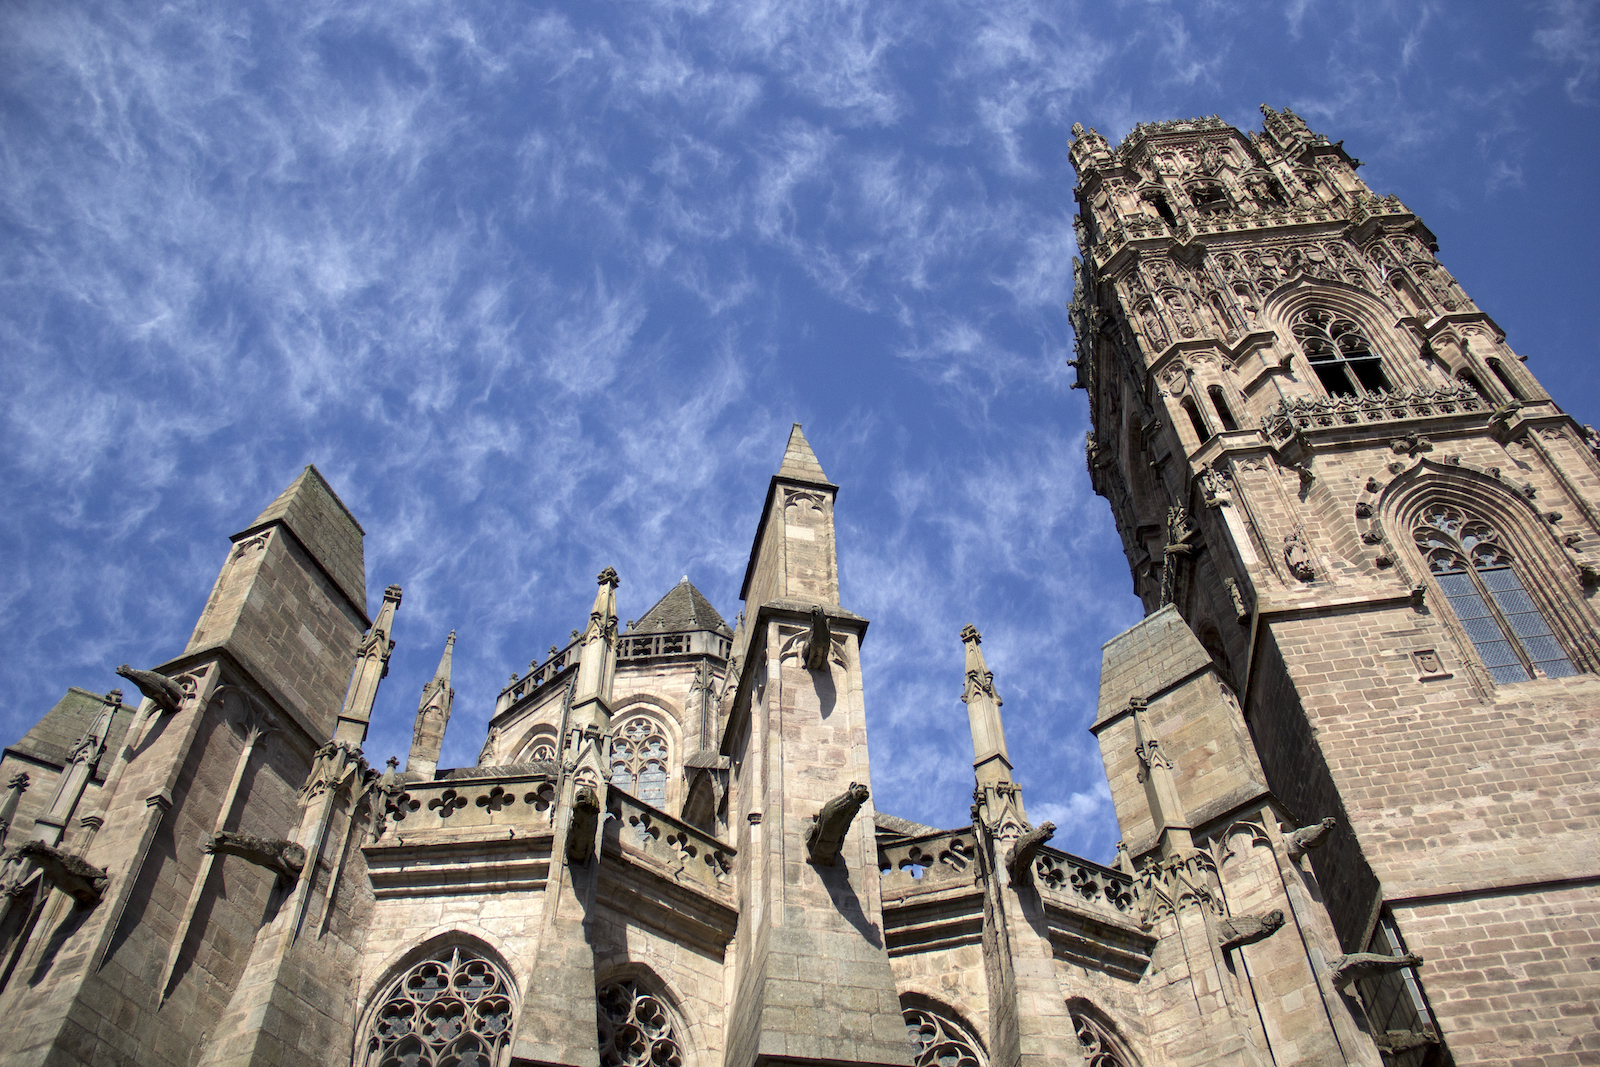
[877,829,979,888]
[1261,381,1484,441]
[615,629,732,662]
[1033,847,1138,919]
[383,773,558,837]
[607,790,734,898]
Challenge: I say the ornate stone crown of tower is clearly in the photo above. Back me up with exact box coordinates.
[1070,107,1600,1067]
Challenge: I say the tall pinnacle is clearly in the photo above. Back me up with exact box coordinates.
[776,423,831,485]
[334,583,402,745]
[407,630,456,778]
[960,624,1013,789]
[571,567,621,727]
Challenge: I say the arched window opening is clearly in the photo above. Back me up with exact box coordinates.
[517,728,558,764]
[903,1004,986,1067]
[360,946,516,1067]
[1413,505,1576,684]
[1293,309,1389,398]
[610,715,670,807]
[1181,397,1210,444]
[1189,182,1230,216]
[1071,1009,1135,1067]
[598,980,685,1067]
[1486,358,1525,402]
[1145,193,1176,227]
[1456,370,1486,398]
[1207,386,1238,432]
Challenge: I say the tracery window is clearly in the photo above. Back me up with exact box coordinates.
[1293,309,1389,397]
[610,715,670,807]
[904,1006,986,1067]
[597,980,684,1067]
[360,946,516,1067]
[519,728,558,763]
[1073,1011,1132,1067]
[1413,505,1576,684]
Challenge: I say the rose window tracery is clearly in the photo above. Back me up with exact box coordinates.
[597,980,684,1067]
[361,946,515,1067]
[610,715,670,807]
[1413,505,1576,683]
[903,1006,985,1067]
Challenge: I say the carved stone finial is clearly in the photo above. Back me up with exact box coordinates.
[566,784,602,864]
[803,606,832,671]
[596,567,620,589]
[806,783,870,866]
[116,664,185,715]
[383,583,404,605]
[1286,816,1337,860]
[1004,822,1056,882]
[204,831,306,880]
[6,772,29,793]
[1329,951,1424,991]
[16,841,108,906]
[959,623,981,646]
[1217,909,1285,951]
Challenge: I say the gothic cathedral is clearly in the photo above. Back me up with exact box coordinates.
[0,108,1595,1067]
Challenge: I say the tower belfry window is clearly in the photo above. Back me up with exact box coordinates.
[1293,309,1389,397]
[1413,505,1576,684]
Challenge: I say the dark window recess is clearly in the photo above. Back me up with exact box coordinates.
[1457,371,1485,397]
[1147,194,1176,227]
[1190,183,1230,215]
[1355,913,1454,1067]
[1487,358,1525,401]
[1293,309,1390,398]
[1208,386,1238,432]
[1182,397,1210,442]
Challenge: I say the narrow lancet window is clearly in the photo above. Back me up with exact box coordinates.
[1208,386,1238,432]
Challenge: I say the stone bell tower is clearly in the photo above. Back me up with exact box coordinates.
[1070,109,1600,1065]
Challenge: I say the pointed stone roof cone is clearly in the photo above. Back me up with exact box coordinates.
[776,423,831,485]
[242,464,367,615]
[634,577,732,636]
[421,631,456,703]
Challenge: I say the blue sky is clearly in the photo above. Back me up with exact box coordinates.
[2,0,1596,863]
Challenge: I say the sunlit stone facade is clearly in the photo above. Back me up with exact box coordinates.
[0,109,1595,1067]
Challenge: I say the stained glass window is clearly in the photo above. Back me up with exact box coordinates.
[361,946,516,1067]
[1413,504,1576,683]
[610,715,670,807]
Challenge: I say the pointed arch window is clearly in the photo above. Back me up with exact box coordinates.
[903,1005,986,1067]
[1072,1010,1134,1067]
[598,979,684,1067]
[1413,505,1576,683]
[360,946,516,1067]
[610,715,670,807]
[1293,309,1389,397]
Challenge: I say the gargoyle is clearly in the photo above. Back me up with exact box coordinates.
[803,606,831,671]
[1372,1030,1438,1054]
[805,782,870,865]
[1217,909,1285,951]
[16,841,108,906]
[116,663,185,715]
[1004,822,1056,883]
[1286,816,1337,860]
[205,831,306,880]
[566,784,602,864]
[1329,951,1424,991]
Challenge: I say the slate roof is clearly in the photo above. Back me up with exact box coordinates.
[632,577,732,636]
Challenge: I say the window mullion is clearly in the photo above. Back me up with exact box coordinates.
[1469,569,1538,677]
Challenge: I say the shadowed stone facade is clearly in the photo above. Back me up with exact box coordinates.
[0,110,1596,1067]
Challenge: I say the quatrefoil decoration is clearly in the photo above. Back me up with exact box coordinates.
[476,786,515,813]
[428,790,469,818]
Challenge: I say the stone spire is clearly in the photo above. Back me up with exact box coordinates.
[961,625,1025,832]
[570,567,620,729]
[333,583,402,745]
[776,422,830,484]
[406,630,455,778]
[32,688,123,847]
[960,624,1013,790]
